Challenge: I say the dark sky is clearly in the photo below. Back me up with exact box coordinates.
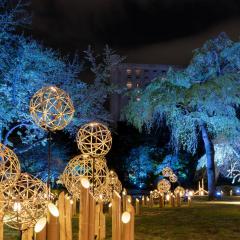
[31,0,240,66]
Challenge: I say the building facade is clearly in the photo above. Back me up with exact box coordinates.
[110,63,180,123]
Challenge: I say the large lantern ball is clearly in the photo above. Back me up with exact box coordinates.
[157,179,171,193]
[174,186,185,197]
[61,154,109,200]
[29,86,75,131]
[76,122,112,157]
[3,173,49,230]
[0,143,21,191]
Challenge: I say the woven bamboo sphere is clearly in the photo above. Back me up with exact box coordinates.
[0,143,21,192]
[29,86,74,131]
[3,173,48,230]
[106,170,118,185]
[169,174,178,183]
[174,186,185,197]
[61,154,109,199]
[94,184,112,203]
[157,179,171,193]
[162,167,173,177]
[151,189,160,199]
[115,179,123,193]
[76,122,112,157]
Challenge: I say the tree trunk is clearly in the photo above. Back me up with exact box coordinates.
[200,123,216,200]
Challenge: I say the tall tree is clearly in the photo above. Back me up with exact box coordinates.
[0,1,123,156]
[124,33,240,199]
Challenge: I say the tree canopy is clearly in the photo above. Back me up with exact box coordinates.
[0,1,123,156]
[124,33,240,198]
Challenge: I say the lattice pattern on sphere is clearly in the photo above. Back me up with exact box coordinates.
[0,143,21,191]
[115,179,122,193]
[29,86,75,131]
[61,154,109,200]
[94,184,112,203]
[162,167,173,177]
[106,170,118,185]
[151,190,160,199]
[169,174,178,183]
[174,186,185,197]
[3,173,48,230]
[76,122,112,157]
[157,179,171,193]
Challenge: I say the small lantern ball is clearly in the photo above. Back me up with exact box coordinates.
[162,167,173,177]
[29,86,75,131]
[174,186,185,197]
[3,173,48,230]
[61,154,109,200]
[157,179,171,193]
[76,122,112,157]
[151,189,160,199]
[169,174,178,183]
[0,143,21,191]
[107,170,118,185]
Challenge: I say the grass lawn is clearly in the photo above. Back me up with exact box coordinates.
[4,199,240,240]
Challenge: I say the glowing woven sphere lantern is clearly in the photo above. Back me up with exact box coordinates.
[162,167,173,177]
[174,186,185,197]
[61,154,109,199]
[0,143,21,191]
[107,170,118,185]
[3,173,48,230]
[76,122,112,157]
[151,189,160,199]
[157,179,171,193]
[29,86,74,131]
[169,174,178,183]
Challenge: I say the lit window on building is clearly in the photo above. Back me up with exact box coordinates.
[126,81,133,89]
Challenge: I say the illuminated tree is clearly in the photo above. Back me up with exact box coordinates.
[124,33,240,199]
[0,1,123,157]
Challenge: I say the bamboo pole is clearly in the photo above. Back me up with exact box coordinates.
[159,194,163,208]
[127,202,134,240]
[112,191,122,240]
[122,201,135,240]
[88,193,96,240]
[73,197,77,216]
[47,202,60,240]
[135,198,140,216]
[170,194,175,207]
[188,196,192,207]
[108,202,112,216]
[176,193,181,207]
[122,189,127,212]
[79,178,90,240]
[22,228,33,240]
[65,196,72,240]
[59,192,66,240]
[34,217,47,240]
[95,203,100,239]
[99,202,105,240]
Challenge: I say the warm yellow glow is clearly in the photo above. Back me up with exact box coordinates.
[70,199,74,205]
[13,202,21,213]
[108,202,112,208]
[34,217,47,233]
[48,203,59,217]
[81,178,90,189]
[166,194,170,201]
[121,211,131,224]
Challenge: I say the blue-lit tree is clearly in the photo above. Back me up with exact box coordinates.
[125,145,160,188]
[0,1,123,158]
[124,33,240,199]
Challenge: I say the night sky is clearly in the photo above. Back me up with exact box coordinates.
[31,0,240,66]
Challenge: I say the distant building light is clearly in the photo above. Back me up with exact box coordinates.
[126,81,133,89]
[136,97,141,102]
